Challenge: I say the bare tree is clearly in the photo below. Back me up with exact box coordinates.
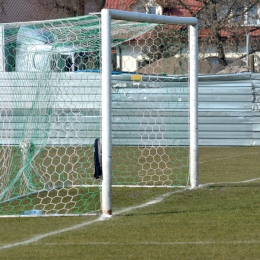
[134,0,259,67]
[169,0,260,66]
[141,25,188,63]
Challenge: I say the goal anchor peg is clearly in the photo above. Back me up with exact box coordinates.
[94,138,102,179]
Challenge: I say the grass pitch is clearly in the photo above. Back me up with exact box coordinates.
[1,146,260,259]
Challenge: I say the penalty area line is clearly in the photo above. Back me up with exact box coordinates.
[0,217,102,250]
[0,188,187,251]
[42,240,260,246]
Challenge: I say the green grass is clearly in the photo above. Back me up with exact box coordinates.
[1,146,260,259]
[0,145,189,215]
[199,146,260,183]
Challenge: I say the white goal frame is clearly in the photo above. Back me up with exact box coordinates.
[101,9,198,215]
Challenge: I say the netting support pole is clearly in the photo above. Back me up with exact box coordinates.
[101,9,112,215]
[189,24,198,188]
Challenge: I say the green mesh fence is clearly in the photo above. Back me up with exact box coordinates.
[0,14,104,216]
[0,13,190,216]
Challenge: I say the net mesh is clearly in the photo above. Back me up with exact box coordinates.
[0,13,190,216]
[111,24,190,187]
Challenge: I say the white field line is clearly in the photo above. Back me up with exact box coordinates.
[0,217,102,250]
[42,240,260,245]
[199,150,260,186]
[1,175,260,251]
[199,177,260,188]
[0,188,186,251]
[1,150,260,251]
[1,177,260,251]
[199,151,260,164]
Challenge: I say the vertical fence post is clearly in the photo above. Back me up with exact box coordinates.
[101,9,112,215]
[249,54,254,73]
[189,24,198,188]
[246,33,250,67]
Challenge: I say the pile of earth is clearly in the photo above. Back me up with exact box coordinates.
[137,56,259,75]
[216,59,250,74]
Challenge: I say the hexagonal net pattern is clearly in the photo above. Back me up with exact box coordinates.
[0,14,159,216]
[111,21,190,187]
[0,13,192,216]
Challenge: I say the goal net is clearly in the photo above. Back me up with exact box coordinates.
[0,10,198,216]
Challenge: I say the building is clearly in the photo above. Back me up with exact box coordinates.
[1,0,260,73]
[0,0,105,23]
[104,0,203,72]
[104,0,260,72]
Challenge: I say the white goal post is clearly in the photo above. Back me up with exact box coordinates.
[101,9,198,215]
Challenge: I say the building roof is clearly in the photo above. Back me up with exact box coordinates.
[198,27,260,39]
[0,0,35,23]
[0,0,98,23]
[105,0,203,16]
[105,0,137,11]
[0,0,70,23]
[160,0,203,16]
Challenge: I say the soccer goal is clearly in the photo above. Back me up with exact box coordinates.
[0,9,198,217]
[101,9,198,215]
